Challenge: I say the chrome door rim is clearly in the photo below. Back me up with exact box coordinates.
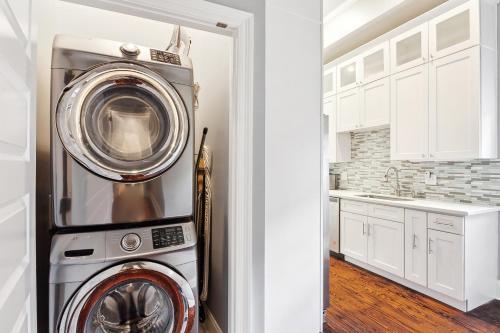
[56,62,189,182]
[57,261,195,333]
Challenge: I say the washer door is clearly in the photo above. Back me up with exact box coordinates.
[58,261,195,333]
[56,62,189,182]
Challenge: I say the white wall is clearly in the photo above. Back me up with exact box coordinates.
[36,0,231,330]
[265,1,323,332]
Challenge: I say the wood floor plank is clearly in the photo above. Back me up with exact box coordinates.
[325,257,500,333]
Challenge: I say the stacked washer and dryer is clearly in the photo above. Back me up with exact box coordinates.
[48,35,198,332]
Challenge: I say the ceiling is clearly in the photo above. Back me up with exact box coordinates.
[323,0,447,63]
[323,0,352,18]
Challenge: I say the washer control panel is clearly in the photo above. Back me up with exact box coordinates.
[150,49,181,65]
[121,233,142,252]
[152,226,185,249]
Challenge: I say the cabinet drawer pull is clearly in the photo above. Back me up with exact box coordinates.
[362,223,366,235]
[434,220,454,227]
[367,224,371,236]
[428,238,433,254]
[412,234,417,249]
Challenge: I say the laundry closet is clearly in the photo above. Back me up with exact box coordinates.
[35,1,231,332]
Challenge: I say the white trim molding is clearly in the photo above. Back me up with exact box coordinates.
[61,1,255,332]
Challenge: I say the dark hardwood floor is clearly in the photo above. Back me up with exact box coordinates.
[324,257,500,333]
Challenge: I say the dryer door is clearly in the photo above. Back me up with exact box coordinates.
[56,62,189,182]
[58,261,195,333]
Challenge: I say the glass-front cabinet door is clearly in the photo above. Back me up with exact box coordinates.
[429,1,479,60]
[337,58,360,92]
[360,42,389,84]
[323,65,336,98]
[390,24,429,73]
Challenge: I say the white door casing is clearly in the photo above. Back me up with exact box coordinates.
[0,0,37,331]
[55,0,255,332]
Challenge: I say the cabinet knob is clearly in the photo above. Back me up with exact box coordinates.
[422,57,426,61]
[421,154,426,158]
[430,154,434,158]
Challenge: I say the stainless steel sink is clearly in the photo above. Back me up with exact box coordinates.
[355,194,414,202]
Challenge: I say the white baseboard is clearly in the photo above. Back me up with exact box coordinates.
[497,280,500,300]
[205,308,223,333]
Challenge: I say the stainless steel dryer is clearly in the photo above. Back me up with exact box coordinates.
[49,222,198,332]
[51,35,194,227]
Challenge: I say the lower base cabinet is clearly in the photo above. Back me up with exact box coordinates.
[427,229,464,300]
[340,212,367,262]
[367,217,404,277]
[339,199,498,311]
[404,210,427,286]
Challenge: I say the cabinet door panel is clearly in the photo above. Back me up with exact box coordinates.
[340,212,367,262]
[428,230,464,300]
[390,64,429,160]
[405,210,427,286]
[337,58,359,92]
[360,42,389,84]
[336,88,360,132]
[429,1,479,60]
[360,77,390,129]
[323,66,336,98]
[367,217,404,277]
[429,47,480,159]
[390,23,429,73]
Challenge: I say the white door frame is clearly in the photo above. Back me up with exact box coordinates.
[62,0,255,331]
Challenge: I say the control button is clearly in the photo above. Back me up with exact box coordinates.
[120,43,140,56]
[121,233,141,252]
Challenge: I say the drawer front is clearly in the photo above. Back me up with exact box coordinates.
[341,200,368,215]
[368,204,404,222]
[428,213,464,235]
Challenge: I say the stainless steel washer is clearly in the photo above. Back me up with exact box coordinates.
[49,222,198,332]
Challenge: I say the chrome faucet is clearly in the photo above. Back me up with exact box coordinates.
[384,166,401,197]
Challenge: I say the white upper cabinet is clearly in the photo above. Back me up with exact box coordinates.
[429,47,481,159]
[336,87,360,132]
[391,24,429,73]
[391,64,429,160]
[337,58,360,92]
[360,42,390,84]
[429,1,479,60]
[325,96,351,163]
[323,65,336,98]
[360,77,390,129]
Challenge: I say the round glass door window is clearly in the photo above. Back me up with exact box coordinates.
[86,280,174,332]
[56,62,189,182]
[58,262,196,333]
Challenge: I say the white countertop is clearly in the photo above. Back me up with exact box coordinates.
[329,190,500,216]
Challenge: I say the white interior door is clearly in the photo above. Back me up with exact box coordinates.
[0,0,37,332]
[367,217,404,277]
